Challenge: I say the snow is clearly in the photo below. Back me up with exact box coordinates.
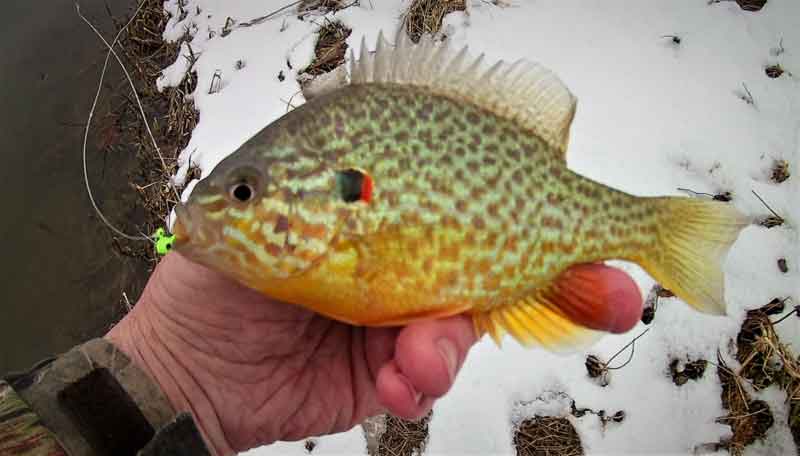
[156,0,800,454]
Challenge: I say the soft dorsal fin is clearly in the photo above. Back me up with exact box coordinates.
[349,30,578,156]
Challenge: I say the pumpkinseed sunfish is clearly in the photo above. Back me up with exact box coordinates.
[172,31,749,350]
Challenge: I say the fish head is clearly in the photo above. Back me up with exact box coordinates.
[172,140,370,290]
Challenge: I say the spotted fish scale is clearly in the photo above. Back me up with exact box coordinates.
[174,31,748,351]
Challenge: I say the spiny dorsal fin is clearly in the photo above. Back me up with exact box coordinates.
[348,30,578,156]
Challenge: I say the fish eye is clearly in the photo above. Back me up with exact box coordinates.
[225,166,262,203]
[230,182,254,202]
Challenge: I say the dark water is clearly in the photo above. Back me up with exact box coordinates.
[0,0,149,373]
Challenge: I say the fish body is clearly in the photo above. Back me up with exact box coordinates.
[174,32,748,349]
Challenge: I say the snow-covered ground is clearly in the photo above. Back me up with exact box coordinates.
[156,0,800,454]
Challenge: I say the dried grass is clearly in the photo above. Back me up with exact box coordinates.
[737,302,790,389]
[107,0,199,261]
[302,19,352,77]
[513,416,583,456]
[759,332,800,449]
[734,299,800,451]
[716,353,774,455]
[377,413,432,456]
[402,0,466,43]
[710,297,800,454]
[298,0,347,15]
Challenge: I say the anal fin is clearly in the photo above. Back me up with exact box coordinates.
[473,264,634,351]
[473,296,600,352]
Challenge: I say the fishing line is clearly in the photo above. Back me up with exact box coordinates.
[76,1,175,245]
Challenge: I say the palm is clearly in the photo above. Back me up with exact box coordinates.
[128,252,469,453]
[208,308,393,450]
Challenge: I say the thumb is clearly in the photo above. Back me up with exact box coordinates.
[376,314,476,419]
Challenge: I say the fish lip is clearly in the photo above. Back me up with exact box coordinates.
[172,200,224,253]
[173,202,193,248]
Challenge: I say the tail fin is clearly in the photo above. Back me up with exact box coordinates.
[639,198,750,315]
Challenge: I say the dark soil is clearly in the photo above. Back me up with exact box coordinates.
[669,358,708,386]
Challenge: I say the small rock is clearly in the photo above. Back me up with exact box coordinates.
[778,258,788,273]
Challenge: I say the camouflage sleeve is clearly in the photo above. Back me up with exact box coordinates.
[0,380,67,456]
[2,339,211,456]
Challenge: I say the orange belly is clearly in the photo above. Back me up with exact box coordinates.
[250,237,473,326]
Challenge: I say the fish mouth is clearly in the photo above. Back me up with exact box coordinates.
[172,203,204,251]
[172,200,224,255]
[172,202,194,249]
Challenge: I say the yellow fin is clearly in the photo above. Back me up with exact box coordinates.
[349,30,578,156]
[641,198,750,315]
[472,293,601,352]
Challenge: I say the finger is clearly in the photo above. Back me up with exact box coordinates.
[375,361,435,420]
[393,314,477,398]
[365,327,400,380]
[567,263,643,333]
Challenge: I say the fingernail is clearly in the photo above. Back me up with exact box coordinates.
[437,338,458,382]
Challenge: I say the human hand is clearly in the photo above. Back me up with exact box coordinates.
[106,253,642,455]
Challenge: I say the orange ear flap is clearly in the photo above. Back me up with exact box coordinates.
[360,172,374,203]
